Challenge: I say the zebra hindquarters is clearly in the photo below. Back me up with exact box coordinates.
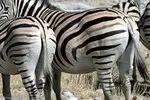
[5,17,45,100]
[91,29,129,100]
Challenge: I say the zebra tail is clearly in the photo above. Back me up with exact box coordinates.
[131,46,150,96]
[40,20,56,91]
[126,17,150,96]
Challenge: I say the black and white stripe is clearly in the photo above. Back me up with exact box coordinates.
[112,0,141,23]
[139,1,150,50]
[1,0,149,100]
[0,16,56,100]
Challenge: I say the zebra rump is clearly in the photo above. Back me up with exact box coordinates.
[0,16,56,99]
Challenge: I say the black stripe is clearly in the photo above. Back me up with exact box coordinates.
[39,8,48,18]
[52,58,66,69]
[99,82,114,84]
[19,69,28,73]
[26,84,36,89]
[53,12,70,31]
[56,10,111,42]
[92,54,115,59]
[27,0,38,15]
[21,0,31,16]
[97,72,111,75]
[128,10,140,15]
[18,0,24,16]
[97,67,112,70]
[23,80,33,85]
[30,88,37,93]
[46,11,59,22]
[0,53,5,61]
[34,1,45,16]
[22,76,30,80]
[10,53,27,58]
[47,11,61,26]
[144,15,150,20]
[0,30,11,44]
[145,34,150,36]
[95,61,113,65]
[144,25,150,30]
[72,29,125,60]
[99,77,112,80]
[49,11,64,28]
[86,44,120,55]
[50,38,56,44]
[6,42,32,55]
[13,62,24,65]
[56,13,84,42]
[38,83,44,86]
[16,0,20,8]
[60,17,121,65]
[8,23,39,33]
[123,2,126,13]
[0,25,8,34]
[5,34,38,47]
[54,12,84,29]
[10,54,27,58]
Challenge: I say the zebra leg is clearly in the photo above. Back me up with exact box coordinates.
[43,67,60,100]
[96,68,115,100]
[52,67,61,100]
[35,71,45,98]
[44,76,52,100]
[93,57,115,100]
[2,74,11,100]
[20,70,39,100]
[116,41,134,100]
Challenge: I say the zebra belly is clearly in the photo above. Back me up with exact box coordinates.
[56,55,96,74]
[0,61,18,75]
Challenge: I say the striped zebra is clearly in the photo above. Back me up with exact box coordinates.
[0,15,56,100]
[139,1,150,50]
[138,1,150,96]
[112,0,150,97]
[1,0,150,100]
[112,0,141,23]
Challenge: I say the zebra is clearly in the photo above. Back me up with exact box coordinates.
[1,0,150,100]
[0,15,56,100]
[139,1,150,50]
[138,1,150,96]
[112,0,141,23]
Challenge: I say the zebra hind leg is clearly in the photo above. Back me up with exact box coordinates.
[93,56,116,100]
[52,67,62,100]
[96,66,115,100]
[116,41,135,100]
[2,74,11,100]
